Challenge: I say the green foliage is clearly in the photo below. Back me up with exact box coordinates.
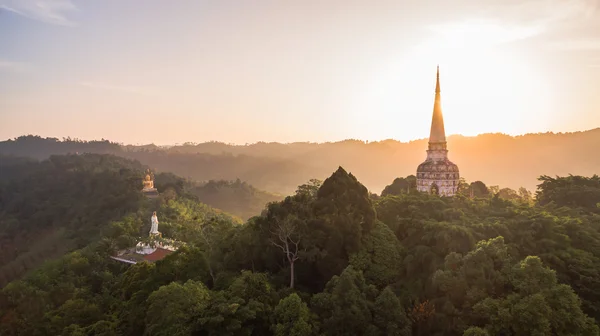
[518,187,533,205]
[311,266,377,336]
[243,169,379,292]
[373,178,600,335]
[155,197,242,243]
[381,176,417,196]
[350,221,403,287]
[272,293,314,336]
[46,298,104,334]
[469,181,489,198]
[154,172,187,197]
[311,266,411,336]
[312,167,377,279]
[497,187,520,200]
[473,256,599,335]
[295,179,322,199]
[0,247,126,336]
[228,271,277,306]
[431,237,514,334]
[372,287,412,336]
[0,154,145,287]
[462,327,489,336]
[432,237,599,335]
[195,290,253,335]
[145,280,210,336]
[193,271,279,335]
[315,167,376,238]
[536,174,600,212]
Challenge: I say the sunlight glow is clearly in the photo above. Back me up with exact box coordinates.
[363,19,555,141]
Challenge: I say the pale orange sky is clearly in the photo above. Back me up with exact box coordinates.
[1,0,599,145]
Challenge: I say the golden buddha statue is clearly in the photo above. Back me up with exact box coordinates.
[143,170,154,190]
[141,169,159,198]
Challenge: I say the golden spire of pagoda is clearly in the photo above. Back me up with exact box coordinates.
[429,65,446,144]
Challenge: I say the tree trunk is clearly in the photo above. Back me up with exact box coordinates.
[208,264,215,286]
[290,260,295,289]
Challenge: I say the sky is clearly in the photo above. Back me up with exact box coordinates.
[1,0,599,145]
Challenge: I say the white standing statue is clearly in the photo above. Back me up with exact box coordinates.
[150,211,160,235]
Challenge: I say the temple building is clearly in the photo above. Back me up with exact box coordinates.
[416,66,460,196]
[142,169,159,198]
[110,211,179,264]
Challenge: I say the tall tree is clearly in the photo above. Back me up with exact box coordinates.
[381,176,417,196]
[270,215,303,289]
[536,174,600,211]
[372,287,411,336]
[469,181,489,198]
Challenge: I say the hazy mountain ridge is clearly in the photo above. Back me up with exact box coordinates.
[2,128,599,194]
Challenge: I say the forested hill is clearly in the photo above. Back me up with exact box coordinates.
[0,153,281,223]
[0,154,241,287]
[2,129,600,194]
[1,160,600,335]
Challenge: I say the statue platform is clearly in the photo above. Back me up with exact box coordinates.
[142,187,159,198]
[110,239,178,265]
[149,231,162,238]
[109,210,181,265]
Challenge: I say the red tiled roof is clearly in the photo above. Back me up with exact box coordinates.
[143,248,174,262]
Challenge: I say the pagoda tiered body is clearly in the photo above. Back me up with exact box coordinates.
[416,67,460,196]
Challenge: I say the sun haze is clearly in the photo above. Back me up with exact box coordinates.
[1,0,599,145]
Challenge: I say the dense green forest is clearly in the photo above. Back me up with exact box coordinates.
[2,130,600,194]
[1,151,600,335]
[0,154,146,287]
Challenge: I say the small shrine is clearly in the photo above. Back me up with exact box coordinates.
[142,169,159,198]
[110,211,180,264]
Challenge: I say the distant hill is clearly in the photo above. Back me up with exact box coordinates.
[188,179,283,220]
[152,172,283,220]
[2,129,600,194]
